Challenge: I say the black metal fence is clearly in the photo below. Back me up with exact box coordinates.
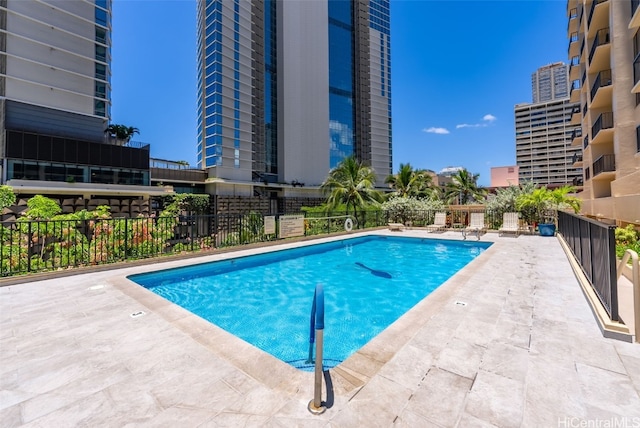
[557,211,618,320]
[0,208,525,277]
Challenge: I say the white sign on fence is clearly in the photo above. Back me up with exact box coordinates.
[264,216,276,235]
[279,215,305,239]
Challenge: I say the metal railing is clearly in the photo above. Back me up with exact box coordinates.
[588,0,607,28]
[617,250,640,342]
[307,284,326,414]
[633,0,640,17]
[590,69,612,102]
[593,154,615,176]
[634,56,640,87]
[589,28,610,64]
[591,112,614,141]
[0,208,530,277]
[572,128,583,140]
[584,135,590,149]
[558,211,618,320]
[572,153,583,164]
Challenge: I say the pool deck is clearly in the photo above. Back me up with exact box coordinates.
[1,230,639,427]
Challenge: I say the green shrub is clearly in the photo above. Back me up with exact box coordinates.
[615,225,640,260]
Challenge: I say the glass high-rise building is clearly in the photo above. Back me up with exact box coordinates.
[196,0,392,189]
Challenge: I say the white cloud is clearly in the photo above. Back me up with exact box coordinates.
[456,123,482,129]
[456,114,497,129]
[423,127,450,135]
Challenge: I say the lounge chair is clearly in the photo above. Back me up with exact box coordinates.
[462,212,486,240]
[388,222,404,231]
[498,212,520,237]
[425,212,447,233]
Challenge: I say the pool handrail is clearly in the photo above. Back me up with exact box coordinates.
[308,283,326,414]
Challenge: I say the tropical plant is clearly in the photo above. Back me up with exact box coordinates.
[320,156,382,216]
[615,225,640,260]
[515,185,581,225]
[385,164,433,198]
[0,185,16,210]
[381,196,445,226]
[444,169,486,204]
[105,124,140,142]
[485,181,536,214]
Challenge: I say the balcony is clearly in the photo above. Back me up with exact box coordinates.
[588,0,609,37]
[633,56,640,93]
[150,167,207,183]
[571,127,583,144]
[583,135,589,149]
[590,69,612,109]
[588,28,611,72]
[572,152,583,166]
[569,60,581,80]
[568,7,578,32]
[583,102,588,117]
[592,154,615,179]
[570,104,581,125]
[568,32,580,57]
[570,79,582,103]
[630,0,640,29]
[591,112,614,145]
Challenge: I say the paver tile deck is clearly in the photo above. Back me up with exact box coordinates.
[1,230,639,427]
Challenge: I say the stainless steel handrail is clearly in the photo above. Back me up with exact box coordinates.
[307,284,326,414]
[617,250,639,343]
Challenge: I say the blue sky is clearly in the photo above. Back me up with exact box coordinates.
[111,0,568,186]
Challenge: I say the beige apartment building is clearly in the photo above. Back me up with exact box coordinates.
[515,97,583,187]
[567,0,640,226]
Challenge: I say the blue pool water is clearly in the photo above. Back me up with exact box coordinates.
[129,236,491,371]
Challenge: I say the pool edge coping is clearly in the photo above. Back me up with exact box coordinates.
[107,230,499,397]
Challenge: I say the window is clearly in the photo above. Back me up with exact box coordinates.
[95,7,108,27]
[95,27,107,44]
[95,44,107,62]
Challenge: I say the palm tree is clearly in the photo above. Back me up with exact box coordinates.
[445,169,486,204]
[385,164,433,198]
[320,156,382,216]
[105,124,140,143]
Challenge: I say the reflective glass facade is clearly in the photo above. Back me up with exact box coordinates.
[94,0,112,118]
[196,0,392,183]
[197,0,224,168]
[328,0,355,168]
[264,0,278,176]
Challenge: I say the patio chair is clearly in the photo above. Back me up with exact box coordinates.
[425,212,447,233]
[388,222,404,231]
[462,212,486,240]
[498,212,520,237]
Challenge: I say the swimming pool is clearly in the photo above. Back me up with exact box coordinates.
[129,235,491,371]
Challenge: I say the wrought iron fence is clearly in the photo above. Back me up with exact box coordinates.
[557,211,618,320]
[0,208,527,277]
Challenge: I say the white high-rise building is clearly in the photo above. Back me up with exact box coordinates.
[532,62,570,103]
[0,0,158,202]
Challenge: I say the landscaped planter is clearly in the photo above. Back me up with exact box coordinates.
[538,223,556,236]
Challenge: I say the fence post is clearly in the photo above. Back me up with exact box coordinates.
[124,217,128,260]
[27,221,32,273]
[191,215,195,251]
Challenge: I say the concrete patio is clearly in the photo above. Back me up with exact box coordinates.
[1,230,639,427]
